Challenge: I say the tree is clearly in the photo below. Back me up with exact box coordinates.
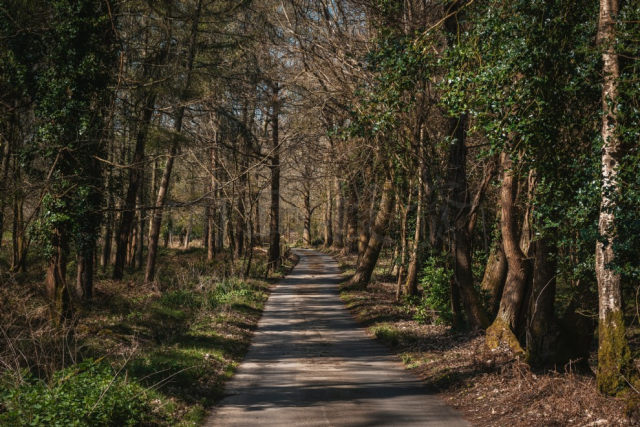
[267,83,281,271]
[348,174,394,288]
[28,0,116,316]
[145,0,203,283]
[594,0,631,395]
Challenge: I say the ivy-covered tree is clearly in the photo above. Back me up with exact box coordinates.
[32,0,116,319]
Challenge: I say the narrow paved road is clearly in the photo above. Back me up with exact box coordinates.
[206,249,468,426]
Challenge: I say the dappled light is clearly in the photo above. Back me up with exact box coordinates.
[2,0,640,425]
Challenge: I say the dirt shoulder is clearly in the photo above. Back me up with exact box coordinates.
[331,250,629,426]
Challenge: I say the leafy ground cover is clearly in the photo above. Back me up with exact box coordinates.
[333,249,632,426]
[0,247,297,426]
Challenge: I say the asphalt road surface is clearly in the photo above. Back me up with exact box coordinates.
[206,248,469,426]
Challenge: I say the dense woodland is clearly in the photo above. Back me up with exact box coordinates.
[2,0,640,424]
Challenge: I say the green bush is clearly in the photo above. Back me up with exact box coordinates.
[416,254,453,324]
[249,261,268,278]
[207,278,254,307]
[159,289,202,309]
[0,360,150,426]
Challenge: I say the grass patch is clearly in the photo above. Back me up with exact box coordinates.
[372,324,401,347]
[1,247,297,426]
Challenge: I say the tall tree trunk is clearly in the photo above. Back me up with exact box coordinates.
[207,146,217,260]
[333,177,344,247]
[207,207,216,260]
[225,198,235,252]
[113,94,156,280]
[75,149,102,299]
[486,151,528,352]
[0,136,10,250]
[235,105,250,259]
[390,195,401,277]
[303,190,312,246]
[357,182,375,263]
[348,177,394,288]
[145,143,178,282]
[163,219,170,248]
[405,167,423,297]
[11,187,26,273]
[101,207,113,271]
[144,0,201,282]
[526,236,560,367]
[254,193,261,244]
[217,196,224,251]
[448,115,489,329]
[395,191,411,300]
[481,238,508,315]
[127,216,137,268]
[184,214,192,249]
[324,184,333,247]
[357,212,370,263]
[595,0,630,395]
[344,182,359,254]
[234,186,245,258]
[268,83,281,271]
[46,225,71,324]
[421,174,441,252]
[450,272,464,329]
[76,251,94,300]
[204,205,210,254]
[391,243,399,277]
[136,169,145,269]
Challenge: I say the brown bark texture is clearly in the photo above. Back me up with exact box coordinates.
[486,151,529,352]
[348,177,394,289]
[268,84,281,271]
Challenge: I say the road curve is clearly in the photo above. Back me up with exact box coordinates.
[206,248,469,426]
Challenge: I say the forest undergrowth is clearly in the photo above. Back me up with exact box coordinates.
[0,247,297,426]
[332,248,636,426]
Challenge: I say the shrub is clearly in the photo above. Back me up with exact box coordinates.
[0,359,150,426]
[416,254,453,324]
[159,289,202,309]
[207,278,254,307]
[372,325,400,346]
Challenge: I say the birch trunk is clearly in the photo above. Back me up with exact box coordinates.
[595,0,630,395]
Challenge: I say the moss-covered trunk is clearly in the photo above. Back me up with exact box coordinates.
[486,151,528,353]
